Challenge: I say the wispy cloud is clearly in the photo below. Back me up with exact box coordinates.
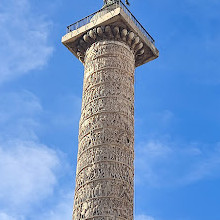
[0,0,53,84]
[0,91,42,141]
[0,91,70,219]
[0,140,60,209]
[0,213,16,220]
[135,139,220,187]
[136,214,156,220]
[38,191,73,220]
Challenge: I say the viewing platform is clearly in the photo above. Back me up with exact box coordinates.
[62,0,159,67]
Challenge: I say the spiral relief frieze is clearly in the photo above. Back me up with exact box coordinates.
[73,37,135,220]
[83,69,134,92]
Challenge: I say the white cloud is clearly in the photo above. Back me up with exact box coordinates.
[0,213,17,220]
[38,191,74,220]
[0,91,42,141]
[136,214,155,220]
[135,139,220,187]
[0,140,60,208]
[0,0,53,84]
[0,91,67,219]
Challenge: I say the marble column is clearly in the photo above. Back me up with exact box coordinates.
[72,25,143,220]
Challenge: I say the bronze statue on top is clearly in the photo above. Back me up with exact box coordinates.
[103,0,130,6]
[125,0,130,5]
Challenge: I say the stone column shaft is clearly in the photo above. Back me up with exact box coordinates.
[73,40,135,220]
[62,4,159,215]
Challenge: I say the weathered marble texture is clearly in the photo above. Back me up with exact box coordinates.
[72,38,135,220]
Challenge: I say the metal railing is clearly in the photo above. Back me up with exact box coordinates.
[66,0,155,44]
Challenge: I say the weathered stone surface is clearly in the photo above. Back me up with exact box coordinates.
[72,40,135,220]
[62,5,159,219]
[62,6,159,67]
[70,25,146,66]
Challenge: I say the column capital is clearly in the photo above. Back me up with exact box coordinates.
[62,3,159,67]
[71,25,151,66]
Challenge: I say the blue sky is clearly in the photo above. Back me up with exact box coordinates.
[0,0,220,219]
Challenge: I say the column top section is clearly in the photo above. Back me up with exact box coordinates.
[62,1,159,67]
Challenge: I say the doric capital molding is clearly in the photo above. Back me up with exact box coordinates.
[76,25,145,64]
